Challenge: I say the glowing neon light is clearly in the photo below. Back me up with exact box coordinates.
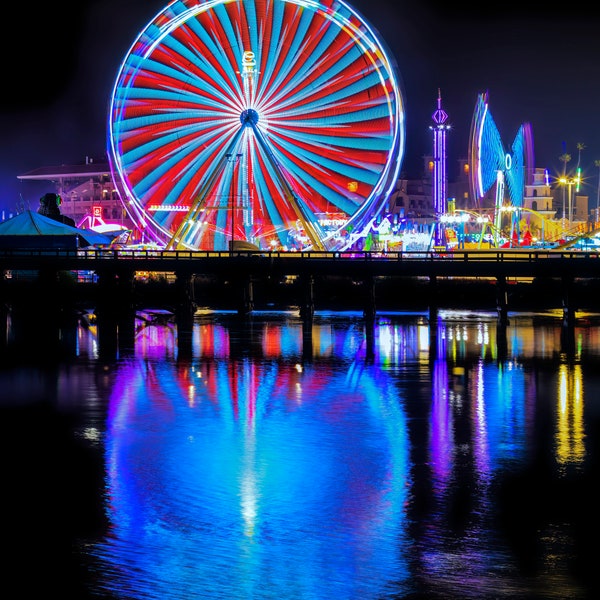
[108,0,405,251]
[148,205,190,212]
[430,89,449,245]
[469,91,534,210]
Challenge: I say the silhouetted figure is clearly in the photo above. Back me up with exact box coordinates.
[38,192,76,227]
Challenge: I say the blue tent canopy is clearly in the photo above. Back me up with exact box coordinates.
[0,210,113,248]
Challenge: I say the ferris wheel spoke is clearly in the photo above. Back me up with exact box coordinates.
[246,117,325,250]
[167,124,247,249]
[250,148,316,248]
[109,0,404,251]
[124,118,242,236]
[264,143,364,215]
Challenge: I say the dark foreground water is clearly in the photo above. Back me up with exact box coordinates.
[1,308,599,599]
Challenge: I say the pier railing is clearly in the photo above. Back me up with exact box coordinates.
[1,248,600,279]
[2,248,600,325]
[1,247,598,258]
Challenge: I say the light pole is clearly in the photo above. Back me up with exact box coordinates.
[558,174,580,229]
[559,152,571,223]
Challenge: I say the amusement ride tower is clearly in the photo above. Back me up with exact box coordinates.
[430,90,450,246]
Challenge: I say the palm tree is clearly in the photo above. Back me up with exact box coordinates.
[576,143,586,169]
[559,152,572,174]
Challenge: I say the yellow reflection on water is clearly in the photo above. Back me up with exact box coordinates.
[556,363,586,468]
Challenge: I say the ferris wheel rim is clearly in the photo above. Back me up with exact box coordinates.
[108,0,405,250]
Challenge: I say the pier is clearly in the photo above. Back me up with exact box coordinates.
[2,248,600,330]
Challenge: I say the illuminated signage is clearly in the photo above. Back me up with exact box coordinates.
[242,50,256,74]
[148,205,190,212]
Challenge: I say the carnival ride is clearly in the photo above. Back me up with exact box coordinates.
[438,208,495,249]
[439,205,575,250]
[108,0,404,252]
[468,91,535,247]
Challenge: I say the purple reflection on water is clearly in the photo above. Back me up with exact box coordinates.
[96,317,411,599]
[3,310,594,598]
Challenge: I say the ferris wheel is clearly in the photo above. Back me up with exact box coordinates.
[108,0,405,251]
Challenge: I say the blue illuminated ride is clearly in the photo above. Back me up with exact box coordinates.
[108,0,405,251]
[468,91,534,245]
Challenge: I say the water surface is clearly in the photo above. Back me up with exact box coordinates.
[1,309,599,598]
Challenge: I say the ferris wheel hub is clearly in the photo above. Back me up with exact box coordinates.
[240,109,259,128]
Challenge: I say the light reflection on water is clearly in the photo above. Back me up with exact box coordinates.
[100,316,412,599]
[2,309,599,598]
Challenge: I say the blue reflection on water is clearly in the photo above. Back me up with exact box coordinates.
[8,309,590,598]
[96,315,412,599]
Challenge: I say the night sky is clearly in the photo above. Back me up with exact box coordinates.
[1,1,598,213]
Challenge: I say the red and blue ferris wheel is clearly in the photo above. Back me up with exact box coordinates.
[108,0,405,251]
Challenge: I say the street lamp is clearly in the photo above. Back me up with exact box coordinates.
[559,152,572,221]
[558,174,580,226]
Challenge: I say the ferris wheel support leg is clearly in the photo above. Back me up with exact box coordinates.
[493,171,505,247]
